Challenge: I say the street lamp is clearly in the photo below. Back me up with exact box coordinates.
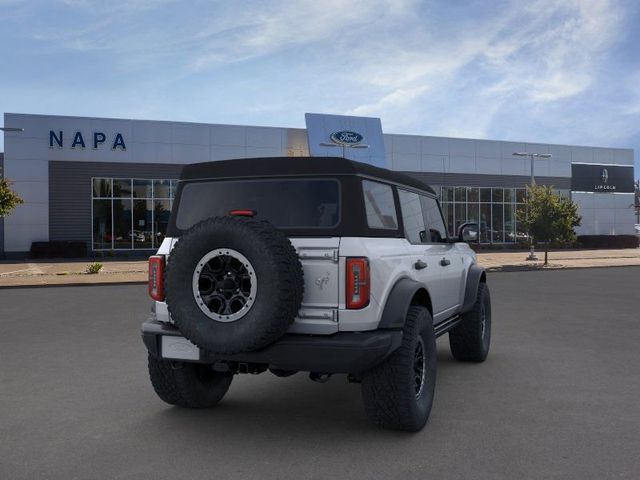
[0,127,24,132]
[512,151,553,261]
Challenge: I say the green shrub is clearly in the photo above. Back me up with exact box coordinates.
[86,263,103,274]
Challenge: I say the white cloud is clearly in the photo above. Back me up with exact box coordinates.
[347,0,628,138]
[2,0,636,157]
[345,85,429,116]
[190,0,418,70]
[481,0,623,103]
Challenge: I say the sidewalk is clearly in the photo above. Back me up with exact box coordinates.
[478,248,640,271]
[1,249,639,287]
[0,259,148,287]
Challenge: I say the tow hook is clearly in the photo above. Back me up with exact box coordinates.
[309,372,332,383]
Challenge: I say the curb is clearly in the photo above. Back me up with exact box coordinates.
[484,264,640,273]
[0,280,147,289]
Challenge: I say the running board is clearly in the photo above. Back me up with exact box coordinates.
[434,315,462,337]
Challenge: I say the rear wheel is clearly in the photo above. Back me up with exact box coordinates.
[449,282,491,362]
[361,306,437,431]
[148,355,233,408]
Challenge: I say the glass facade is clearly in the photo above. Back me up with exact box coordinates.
[438,186,528,244]
[92,178,177,250]
[438,185,570,243]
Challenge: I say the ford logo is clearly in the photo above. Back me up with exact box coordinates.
[330,130,364,146]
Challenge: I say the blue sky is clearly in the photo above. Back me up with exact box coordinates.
[1,0,639,177]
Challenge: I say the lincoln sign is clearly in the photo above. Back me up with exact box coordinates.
[571,163,634,193]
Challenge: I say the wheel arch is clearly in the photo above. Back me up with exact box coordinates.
[461,264,486,313]
[378,278,432,330]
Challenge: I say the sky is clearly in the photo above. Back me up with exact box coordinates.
[1,0,639,177]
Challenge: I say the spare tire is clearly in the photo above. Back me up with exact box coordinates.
[165,216,303,354]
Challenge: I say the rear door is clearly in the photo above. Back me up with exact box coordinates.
[420,195,465,317]
[396,189,447,317]
[397,190,463,322]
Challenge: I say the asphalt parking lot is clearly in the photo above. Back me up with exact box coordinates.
[1,267,639,479]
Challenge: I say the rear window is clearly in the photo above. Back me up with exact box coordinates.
[175,178,340,230]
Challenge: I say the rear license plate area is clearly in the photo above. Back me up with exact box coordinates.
[161,336,200,361]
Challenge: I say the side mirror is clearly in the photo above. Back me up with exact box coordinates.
[458,222,479,243]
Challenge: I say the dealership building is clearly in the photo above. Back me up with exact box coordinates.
[0,112,635,258]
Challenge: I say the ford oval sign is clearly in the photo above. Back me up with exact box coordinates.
[330,130,364,146]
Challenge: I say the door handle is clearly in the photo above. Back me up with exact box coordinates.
[440,257,451,267]
[414,260,427,270]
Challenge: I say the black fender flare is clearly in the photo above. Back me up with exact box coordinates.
[378,278,429,330]
[461,264,486,313]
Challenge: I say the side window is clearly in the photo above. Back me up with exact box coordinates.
[420,195,448,243]
[362,180,398,230]
[398,189,427,244]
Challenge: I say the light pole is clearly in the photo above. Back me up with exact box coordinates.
[512,151,552,261]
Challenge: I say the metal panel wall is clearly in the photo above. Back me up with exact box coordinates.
[403,171,571,190]
[49,161,184,245]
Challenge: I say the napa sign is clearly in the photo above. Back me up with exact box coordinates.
[49,130,126,150]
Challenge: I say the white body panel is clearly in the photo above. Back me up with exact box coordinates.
[154,235,476,334]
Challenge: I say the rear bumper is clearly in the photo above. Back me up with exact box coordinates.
[141,320,402,374]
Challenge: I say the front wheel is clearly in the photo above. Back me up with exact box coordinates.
[361,306,437,431]
[449,282,491,362]
[148,355,233,408]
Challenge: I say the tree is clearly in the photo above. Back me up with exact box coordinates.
[519,185,581,265]
[0,178,24,217]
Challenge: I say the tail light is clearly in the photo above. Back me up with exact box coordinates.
[346,257,370,309]
[229,209,256,217]
[148,255,165,301]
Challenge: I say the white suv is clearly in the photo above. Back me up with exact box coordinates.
[142,157,491,431]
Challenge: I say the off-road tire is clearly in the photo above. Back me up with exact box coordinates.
[165,216,304,354]
[148,355,233,408]
[361,306,437,431]
[449,282,491,362]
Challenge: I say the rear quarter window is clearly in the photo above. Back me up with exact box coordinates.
[362,180,398,230]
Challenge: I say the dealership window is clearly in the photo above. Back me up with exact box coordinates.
[92,178,178,250]
[438,186,530,244]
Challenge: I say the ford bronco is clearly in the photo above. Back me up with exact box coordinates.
[141,157,491,431]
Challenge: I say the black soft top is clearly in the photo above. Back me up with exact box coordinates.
[179,156,435,195]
